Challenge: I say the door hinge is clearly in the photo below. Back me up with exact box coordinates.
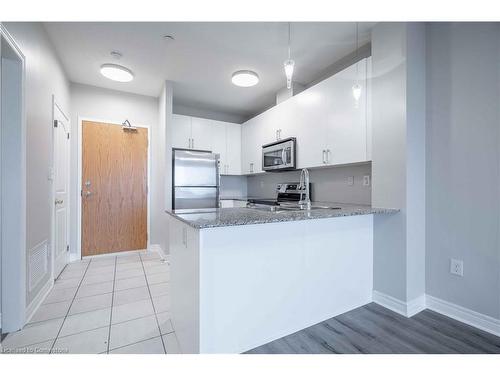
[54,120,58,127]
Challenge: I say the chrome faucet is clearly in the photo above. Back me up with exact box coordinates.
[298,168,311,210]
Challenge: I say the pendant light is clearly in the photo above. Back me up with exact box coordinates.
[352,22,362,105]
[284,22,295,90]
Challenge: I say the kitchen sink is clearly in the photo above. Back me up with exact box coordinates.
[248,204,341,213]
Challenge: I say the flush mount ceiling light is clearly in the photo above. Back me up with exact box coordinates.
[100,63,134,82]
[231,70,259,87]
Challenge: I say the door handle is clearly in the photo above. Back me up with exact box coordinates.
[55,199,64,205]
[250,163,254,173]
[281,148,287,165]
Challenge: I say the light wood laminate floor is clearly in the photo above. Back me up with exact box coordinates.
[246,303,500,354]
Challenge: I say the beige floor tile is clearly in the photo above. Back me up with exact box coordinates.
[76,281,114,298]
[114,275,147,291]
[1,318,64,349]
[109,315,160,350]
[109,336,165,354]
[43,286,78,304]
[146,272,169,285]
[148,282,169,298]
[113,286,150,306]
[53,326,109,354]
[111,299,154,324]
[152,295,171,314]
[69,293,112,315]
[59,307,111,337]
[156,311,174,335]
[163,332,181,354]
[29,300,72,323]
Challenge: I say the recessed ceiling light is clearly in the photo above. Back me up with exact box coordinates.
[100,63,134,82]
[231,70,259,87]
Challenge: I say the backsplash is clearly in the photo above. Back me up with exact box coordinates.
[247,163,372,204]
[220,175,248,198]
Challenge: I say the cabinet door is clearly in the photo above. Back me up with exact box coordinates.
[172,114,192,149]
[241,117,260,174]
[211,120,227,173]
[226,123,241,175]
[287,82,329,169]
[325,58,368,165]
[191,117,213,151]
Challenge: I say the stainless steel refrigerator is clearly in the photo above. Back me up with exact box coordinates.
[172,149,220,209]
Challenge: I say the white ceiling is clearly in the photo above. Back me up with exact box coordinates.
[44,22,374,119]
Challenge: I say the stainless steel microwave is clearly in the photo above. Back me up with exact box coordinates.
[262,137,296,171]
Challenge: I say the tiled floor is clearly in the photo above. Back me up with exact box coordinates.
[1,250,181,354]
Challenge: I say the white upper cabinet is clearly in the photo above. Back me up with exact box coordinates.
[241,115,263,174]
[191,117,213,151]
[171,114,242,175]
[324,58,368,165]
[172,114,192,149]
[225,123,242,175]
[240,57,372,173]
[211,120,227,167]
[212,120,242,175]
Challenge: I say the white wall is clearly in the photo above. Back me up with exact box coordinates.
[371,22,426,304]
[3,22,71,308]
[69,83,167,255]
[426,23,500,319]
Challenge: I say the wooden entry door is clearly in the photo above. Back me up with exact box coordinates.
[82,120,148,256]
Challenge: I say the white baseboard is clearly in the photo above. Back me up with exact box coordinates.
[373,291,500,337]
[372,290,426,317]
[25,277,53,324]
[149,244,168,261]
[426,294,500,337]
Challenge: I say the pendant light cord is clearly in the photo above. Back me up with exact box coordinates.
[288,22,291,60]
[355,22,359,77]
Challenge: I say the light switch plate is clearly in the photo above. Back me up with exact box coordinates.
[450,258,464,276]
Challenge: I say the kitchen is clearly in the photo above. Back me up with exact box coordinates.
[1,14,500,364]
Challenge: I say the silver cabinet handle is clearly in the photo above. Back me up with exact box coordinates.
[322,150,326,164]
[192,138,194,149]
[326,149,331,164]
[55,199,64,205]
[250,163,254,173]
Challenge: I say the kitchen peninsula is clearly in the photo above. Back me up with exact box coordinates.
[167,203,397,353]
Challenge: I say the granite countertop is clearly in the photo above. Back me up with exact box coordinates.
[166,202,398,229]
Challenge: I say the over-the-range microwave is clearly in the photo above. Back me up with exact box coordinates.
[262,137,296,172]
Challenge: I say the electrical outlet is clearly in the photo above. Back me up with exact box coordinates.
[347,176,354,186]
[450,259,464,276]
[363,175,370,186]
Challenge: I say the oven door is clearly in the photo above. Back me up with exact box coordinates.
[262,138,296,171]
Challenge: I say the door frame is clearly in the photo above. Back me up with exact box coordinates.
[0,24,27,332]
[77,117,151,260]
[51,97,70,278]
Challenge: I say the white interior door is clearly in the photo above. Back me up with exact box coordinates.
[53,106,70,278]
